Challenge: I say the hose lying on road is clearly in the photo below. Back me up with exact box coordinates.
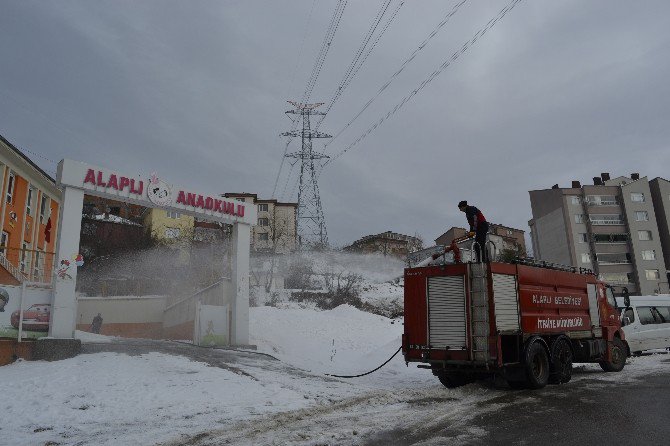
[325,345,402,378]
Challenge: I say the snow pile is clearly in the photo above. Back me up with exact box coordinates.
[250,305,426,388]
[75,330,122,343]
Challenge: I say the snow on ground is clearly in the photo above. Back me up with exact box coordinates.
[75,329,122,343]
[1,304,669,446]
[250,305,429,388]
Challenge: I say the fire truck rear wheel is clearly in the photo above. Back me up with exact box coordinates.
[437,372,473,389]
[599,337,626,372]
[548,337,573,384]
[524,341,550,389]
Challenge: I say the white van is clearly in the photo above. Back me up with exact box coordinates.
[619,296,670,355]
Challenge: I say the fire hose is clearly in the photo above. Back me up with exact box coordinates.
[325,345,402,378]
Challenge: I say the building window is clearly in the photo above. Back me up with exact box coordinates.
[641,250,656,261]
[630,192,645,202]
[599,272,633,285]
[589,214,624,225]
[595,253,631,264]
[164,227,181,238]
[166,210,181,219]
[570,196,581,205]
[0,232,8,256]
[34,250,42,280]
[259,233,269,241]
[645,269,660,280]
[586,195,618,206]
[258,218,269,227]
[506,229,513,236]
[6,171,15,204]
[235,198,245,202]
[20,242,30,273]
[26,186,35,216]
[258,204,268,212]
[39,195,49,224]
[581,253,591,264]
[574,214,584,224]
[638,230,652,241]
[593,233,628,243]
[634,211,649,222]
[578,233,588,243]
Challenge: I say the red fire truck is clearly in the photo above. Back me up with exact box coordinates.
[403,256,628,389]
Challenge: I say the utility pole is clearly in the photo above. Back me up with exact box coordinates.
[281,101,331,249]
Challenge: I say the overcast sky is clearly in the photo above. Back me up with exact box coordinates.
[1,1,669,248]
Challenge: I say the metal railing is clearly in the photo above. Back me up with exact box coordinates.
[0,246,55,284]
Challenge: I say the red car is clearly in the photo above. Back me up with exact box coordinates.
[11,304,51,331]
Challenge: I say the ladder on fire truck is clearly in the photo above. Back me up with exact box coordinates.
[470,261,490,362]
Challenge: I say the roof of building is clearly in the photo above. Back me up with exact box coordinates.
[489,223,525,233]
[349,230,421,246]
[85,214,142,226]
[223,192,297,207]
[0,133,57,185]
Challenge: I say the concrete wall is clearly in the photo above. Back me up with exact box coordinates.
[162,279,233,340]
[76,295,167,339]
[529,188,574,266]
[650,178,670,272]
[621,178,668,294]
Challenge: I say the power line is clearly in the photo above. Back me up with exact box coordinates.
[279,161,296,201]
[272,0,347,198]
[301,0,348,104]
[322,0,523,169]
[315,0,404,131]
[287,0,319,101]
[323,0,469,149]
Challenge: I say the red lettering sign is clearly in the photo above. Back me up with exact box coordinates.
[177,190,186,205]
[107,174,118,190]
[84,169,96,185]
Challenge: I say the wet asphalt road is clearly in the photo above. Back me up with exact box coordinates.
[366,357,670,446]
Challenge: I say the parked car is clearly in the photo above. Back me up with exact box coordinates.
[619,296,670,355]
[10,304,51,331]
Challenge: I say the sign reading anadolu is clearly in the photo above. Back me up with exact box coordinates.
[58,159,256,225]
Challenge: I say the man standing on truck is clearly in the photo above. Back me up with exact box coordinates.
[458,200,489,262]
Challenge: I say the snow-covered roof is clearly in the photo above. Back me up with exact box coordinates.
[87,214,142,226]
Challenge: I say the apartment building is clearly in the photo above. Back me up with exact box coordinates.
[223,193,297,254]
[528,173,669,295]
[144,208,195,242]
[345,231,423,257]
[0,134,60,285]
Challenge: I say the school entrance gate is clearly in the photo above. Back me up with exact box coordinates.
[51,159,255,346]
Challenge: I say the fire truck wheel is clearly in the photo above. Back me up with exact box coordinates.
[437,372,473,389]
[599,337,626,372]
[548,338,573,384]
[524,341,550,389]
